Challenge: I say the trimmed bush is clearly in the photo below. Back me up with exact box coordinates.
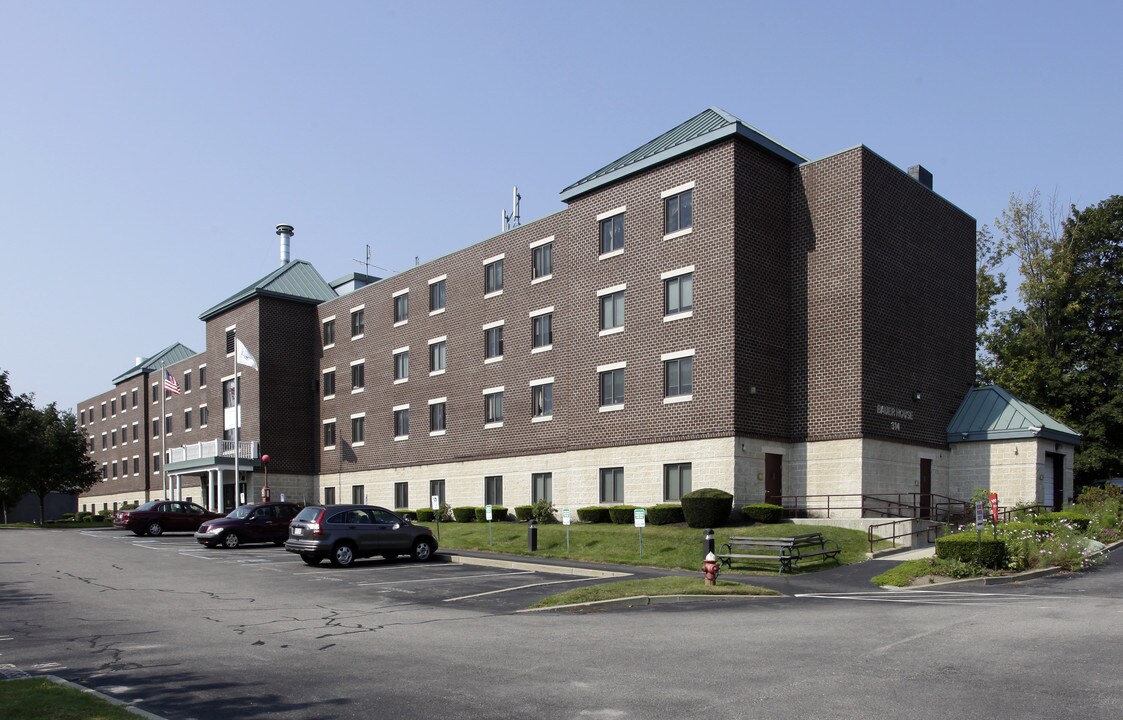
[607,505,639,524]
[1033,511,1091,531]
[415,507,435,522]
[60,512,76,521]
[681,488,733,528]
[452,506,477,523]
[395,509,416,521]
[577,506,610,523]
[742,503,783,524]
[514,505,534,522]
[935,531,1006,567]
[474,506,509,522]
[646,504,684,525]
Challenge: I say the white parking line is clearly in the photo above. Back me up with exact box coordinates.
[444,577,595,602]
[356,570,535,587]
[795,590,1071,606]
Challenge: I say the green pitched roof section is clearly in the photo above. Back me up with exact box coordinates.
[559,107,807,202]
[947,385,1081,446]
[111,342,199,385]
[199,260,338,321]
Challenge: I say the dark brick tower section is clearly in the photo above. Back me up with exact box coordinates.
[258,297,321,475]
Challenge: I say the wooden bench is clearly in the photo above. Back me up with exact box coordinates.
[718,532,841,574]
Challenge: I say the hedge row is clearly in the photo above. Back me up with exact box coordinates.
[935,532,1006,567]
[742,503,783,524]
[412,506,509,522]
[1033,511,1091,531]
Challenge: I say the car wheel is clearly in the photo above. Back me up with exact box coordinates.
[146,521,164,537]
[131,530,145,537]
[411,538,434,562]
[221,532,240,549]
[330,543,356,568]
[300,553,322,566]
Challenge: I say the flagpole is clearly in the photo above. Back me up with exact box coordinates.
[160,361,167,500]
[234,354,240,511]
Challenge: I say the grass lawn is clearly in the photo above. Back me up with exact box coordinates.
[0,678,136,720]
[418,520,885,574]
[531,576,780,608]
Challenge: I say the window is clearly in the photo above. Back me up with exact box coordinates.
[164,415,172,435]
[393,349,409,381]
[101,403,106,419]
[429,399,446,434]
[199,405,208,427]
[599,288,625,332]
[101,433,107,450]
[132,388,138,407]
[664,187,693,235]
[199,366,206,388]
[351,307,365,338]
[599,212,624,254]
[351,415,365,445]
[599,367,625,407]
[131,423,138,442]
[664,463,692,501]
[351,361,365,392]
[323,369,336,398]
[485,324,503,361]
[111,430,117,447]
[600,467,624,503]
[111,398,116,415]
[485,475,503,506]
[394,291,409,324]
[532,311,553,350]
[151,419,159,438]
[532,240,553,280]
[532,472,552,503]
[323,420,336,448]
[184,409,192,431]
[324,486,336,505]
[531,380,553,419]
[183,371,191,393]
[429,339,447,373]
[151,383,158,403]
[484,389,504,425]
[394,406,410,439]
[663,350,694,400]
[430,479,446,508]
[101,464,107,479]
[223,379,236,408]
[80,410,85,425]
[352,485,364,504]
[484,257,504,295]
[112,461,118,479]
[152,453,161,472]
[322,318,335,347]
[394,482,409,509]
[133,457,139,475]
[429,277,446,313]
[225,328,236,354]
[664,271,693,316]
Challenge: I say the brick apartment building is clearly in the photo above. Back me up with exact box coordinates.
[76,108,1079,519]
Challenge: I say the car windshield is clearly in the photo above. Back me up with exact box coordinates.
[228,505,255,519]
[137,501,161,511]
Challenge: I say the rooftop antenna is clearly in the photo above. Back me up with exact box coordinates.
[502,185,521,232]
[354,244,371,276]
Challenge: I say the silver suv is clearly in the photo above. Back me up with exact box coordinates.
[284,505,438,567]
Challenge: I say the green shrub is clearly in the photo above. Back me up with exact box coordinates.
[607,505,639,524]
[1033,511,1091,531]
[681,488,733,528]
[474,505,508,522]
[60,512,76,521]
[514,505,534,522]
[415,507,435,522]
[577,506,610,523]
[646,504,684,525]
[1076,484,1123,506]
[742,503,783,524]
[936,531,1006,568]
[531,499,558,523]
[452,506,477,523]
[395,508,416,521]
[77,512,92,522]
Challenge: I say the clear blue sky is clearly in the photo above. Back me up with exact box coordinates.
[2,1,1120,409]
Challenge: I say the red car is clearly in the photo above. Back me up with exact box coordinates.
[114,500,223,537]
[194,502,302,548]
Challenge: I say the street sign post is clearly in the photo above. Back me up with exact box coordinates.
[485,504,493,546]
[634,508,646,557]
[562,509,571,552]
[432,494,441,540]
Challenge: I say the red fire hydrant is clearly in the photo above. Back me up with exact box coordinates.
[702,552,720,586]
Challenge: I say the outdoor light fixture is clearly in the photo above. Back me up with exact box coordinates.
[914,390,922,401]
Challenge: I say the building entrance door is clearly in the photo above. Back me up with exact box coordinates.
[919,458,932,519]
[765,454,782,505]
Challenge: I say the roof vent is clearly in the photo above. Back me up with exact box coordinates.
[908,165,933,190]
[276,224,294,266]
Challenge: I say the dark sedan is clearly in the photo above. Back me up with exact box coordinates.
[194,502,302,549]
[113,500,223,536]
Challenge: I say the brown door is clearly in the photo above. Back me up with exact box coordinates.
[1051,453,1065,509]
[919,459,932,519]
[765,454,782,506]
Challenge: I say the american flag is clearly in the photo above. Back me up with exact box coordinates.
[164,369,181,395]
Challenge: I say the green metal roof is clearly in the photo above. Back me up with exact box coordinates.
[111,342,199,385]
[559,107,807,202]
[199,260,338,321]
[947,385,1081,446]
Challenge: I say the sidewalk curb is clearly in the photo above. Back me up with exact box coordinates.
[40,675,167,720]
[446,552,632,578]
[519,593,775,612]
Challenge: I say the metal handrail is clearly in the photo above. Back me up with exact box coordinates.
[778,492,972,522]
[867,518,947,554]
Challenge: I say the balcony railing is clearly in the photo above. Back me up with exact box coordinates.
[168,440,260,465]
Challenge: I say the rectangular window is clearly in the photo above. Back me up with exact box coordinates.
[80,410,86,424]
[101,403,106,419]
[429,400,446,433]
[153,453,161,472]
[111,430,117,447]
[323,420,336,448]
[225,328,236,354]
[351,415,365,444]
[484,258,504,295]
[323,369,336,398]
[485,475,503,506]
[600,289,625,331]
[430,479,446,508]
[664,356,694,398]
[133,457,139,475]
[394,482,409,510]
[394,407,410,438]
[393,349,409,381]
[532,472,552,503]
[111,398,116,415]
[183,371,192,393]
[200,405,209,427]
[664,272,693,316]
[351,362,365,391]
[485,325,503,360]
[151,383,158,403]
[429,339,447,373]
[184,409,192,431]
[132,388,138,407]
[112,461,118,478]
[429,278,446,312]
[351,307,365,338]
[322,318,335,347]
[532,241,553,280]
[324,486,336,505]
[532,312,553,349]
[199,366,206,388]
[101,464,107,479]
[164,414,172,435]
[394,291,409,323]
[664,463,692,501]
[223,379,236,408]
[484,390,504,424]
[352,485,364,504]
[132,423,138,442]
[599,467,624,503]
[151,419,159,438]
[664,187,693,235]
[599,368,625,407]
[599,213,624,254]
[532,381,553,419]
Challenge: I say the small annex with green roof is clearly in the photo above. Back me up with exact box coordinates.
[111,342,198,386]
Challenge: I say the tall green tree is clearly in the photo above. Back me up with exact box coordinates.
[25,403,101,524]
[0,370,36,522]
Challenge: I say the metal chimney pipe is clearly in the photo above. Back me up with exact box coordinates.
[276,224,294,266]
